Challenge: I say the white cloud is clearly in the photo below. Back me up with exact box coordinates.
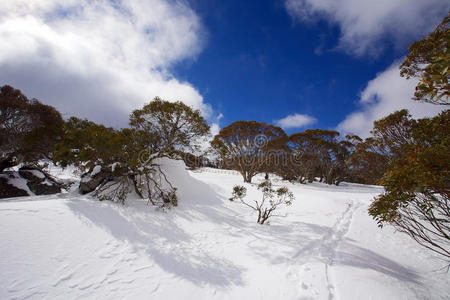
[337,62,446,138]
[0,0,212,127]
[275,113,317,129]
[210,113,223,137]
[285,0,450,57]
[209,123,220,137]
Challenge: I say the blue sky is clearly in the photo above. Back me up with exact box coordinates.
[174,0,402,134]
[0,0,448,137]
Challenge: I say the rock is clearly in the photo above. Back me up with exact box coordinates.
[0,175,29,198]
[19,168,45,183]
[19,167,62,195]
[79,165,111,194]
[28,180,62,195]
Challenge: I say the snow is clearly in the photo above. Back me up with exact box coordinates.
[111,162,119,172]
[80,175,91,183]
[0,160,449,300]
[91,165,102,177]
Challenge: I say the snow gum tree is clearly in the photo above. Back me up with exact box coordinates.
[54,97,209,207]
[277,129,351,185]
[0,85,64,172]
[129,97,210,154]
[369,110,450,262]
[400,12,449,105]
[211,121,286,183]
[346,136,389,185]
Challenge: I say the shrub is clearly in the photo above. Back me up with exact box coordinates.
[229,180,294,224]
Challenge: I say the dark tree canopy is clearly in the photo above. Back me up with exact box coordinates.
[346,137,389,185]
[53,117,126,170]
[129,97,209,153]
[211,121,286,183]
[0,85,64,171]
[281,129,351,185]
[400,12,449,105]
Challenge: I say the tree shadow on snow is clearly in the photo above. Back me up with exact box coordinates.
[246,220,422,285]
[66,170,422,288]
[66,193,245,287]
[333,243,422,284]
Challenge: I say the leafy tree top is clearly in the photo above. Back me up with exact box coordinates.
[129,97,209,153]
[0,85,63,171]
[211,120,286,154]
[400,12,449,105]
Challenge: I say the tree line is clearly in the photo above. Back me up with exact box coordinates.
[0,87,210,207]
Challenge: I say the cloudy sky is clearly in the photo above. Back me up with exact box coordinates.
[0,0,448,137]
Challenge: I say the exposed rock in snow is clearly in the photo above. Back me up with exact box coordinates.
[79,166,111,194]
[19,168,62,195]
[0,175,29,198]
[0,167,62,198]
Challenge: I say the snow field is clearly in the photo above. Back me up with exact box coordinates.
[1,160,449,299]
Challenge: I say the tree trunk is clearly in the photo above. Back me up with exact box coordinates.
[243,172,252,183]
[130,175,144,199]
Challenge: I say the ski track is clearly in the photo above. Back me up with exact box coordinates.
[291,200,360,300]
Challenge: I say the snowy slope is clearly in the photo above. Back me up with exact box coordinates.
[1,160,449,300]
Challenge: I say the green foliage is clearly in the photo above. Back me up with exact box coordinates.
[371,109,414,158]
[53,97,208,207]
[369,110,450,260]
[0,85,64,171]
[53,117,125,170]
[230,180,294,224]
[346,137,389,185]
[400,13,449,105]
[129,97,209,153]
[229,185,247,201]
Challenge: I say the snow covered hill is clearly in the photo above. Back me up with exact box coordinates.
[1,160,449,299]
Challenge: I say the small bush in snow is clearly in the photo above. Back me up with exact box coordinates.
[229,180,294,224]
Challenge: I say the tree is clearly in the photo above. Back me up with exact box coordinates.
[368,110,450,262]
[0,85,63,172]
[345,112,415,185]
[400,12,449,105]
[211,121,286,183]
[129,97,209,154]
[53,117,124,170]
[346,136,389,185]
[281,132,317,183]
[282,129,350,185]
[230,180,294,224]
[54,98,209,207]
